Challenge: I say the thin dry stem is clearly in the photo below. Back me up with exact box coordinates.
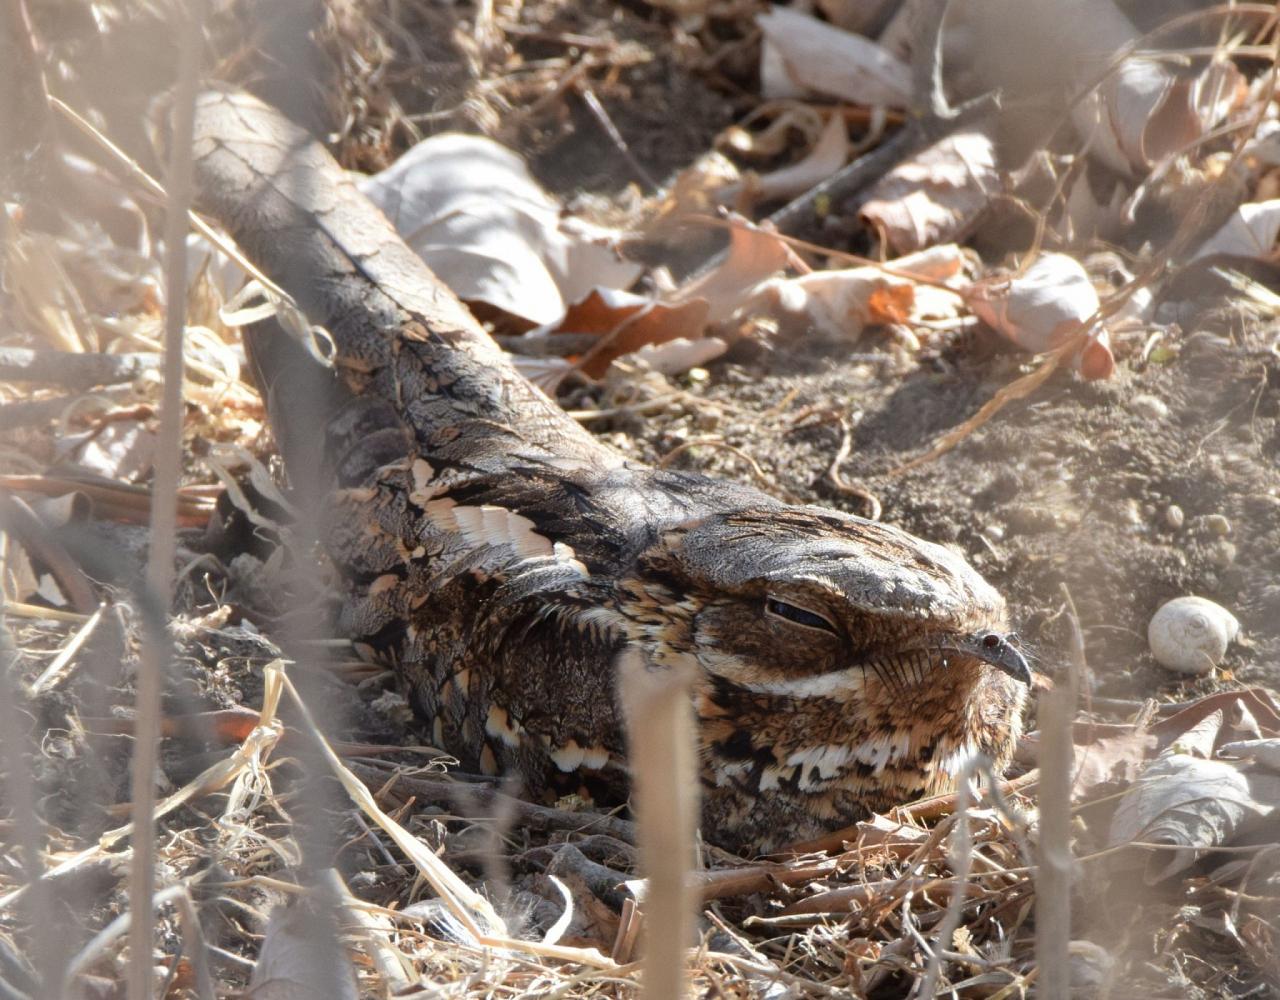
[128,7,205,999]
[1034,587,1084,999]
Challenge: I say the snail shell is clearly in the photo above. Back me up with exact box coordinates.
[1147,596,1240,675]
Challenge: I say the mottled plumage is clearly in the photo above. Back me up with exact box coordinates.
[191,90,1029,853]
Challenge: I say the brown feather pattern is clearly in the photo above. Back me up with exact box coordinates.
[189,90,1028,852]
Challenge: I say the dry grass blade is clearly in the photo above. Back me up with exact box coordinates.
[888,344,1071,476]
[1035,588,1084,999]
[28,602,103,694]
[275,671,505,942]
[45,99,328,365]
[128,7,205,998]
[617,647,699,999]
[0,658,285,914]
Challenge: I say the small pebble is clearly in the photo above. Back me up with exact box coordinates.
[1068,941,1116,992]
[1148,596,1240,675]
[1130,393,1170,421]
[1164,504,1185,529]
[1204,514,1232,537]
[1006,505,1059,534]
[982,523,1005,543]
[1210,540,1238,568]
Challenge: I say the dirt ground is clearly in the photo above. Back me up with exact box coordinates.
[626,312,1280,703]
[7,0,1280,995]
[484,3,1280,709]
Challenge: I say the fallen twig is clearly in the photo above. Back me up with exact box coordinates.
[0,347,162,390]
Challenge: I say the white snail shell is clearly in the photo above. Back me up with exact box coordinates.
[1147,596,1240,675]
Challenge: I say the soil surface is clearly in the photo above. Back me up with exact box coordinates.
[617,313,1280,703]
[8,1,1280,995]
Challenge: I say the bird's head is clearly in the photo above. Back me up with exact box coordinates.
[614,503,1031,848]
[626,504,1030,698]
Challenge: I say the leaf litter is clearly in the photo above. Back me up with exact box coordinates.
[3,0,1280,997]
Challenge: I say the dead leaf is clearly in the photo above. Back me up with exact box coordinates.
[1193,200,1280,261]
[534,288,710,379]
[1150,688,1280,745]
[762,268,916,338]
[755,245,966,340]
[966,253,1114,379]
[360,134,641,326]
[860,132,999,254]
[248,900,358,1000]
[1219,739,1280,772]
[63,419,156,482]
[1108,748,1279,883]
[749,111,849,203]
[1069,729,1158,801]
[757,4,911,109]
[672,219,795,324]
[625,337,728,375]
[1074,57,1245,177]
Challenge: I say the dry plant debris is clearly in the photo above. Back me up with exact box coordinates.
[1,0,1280,997]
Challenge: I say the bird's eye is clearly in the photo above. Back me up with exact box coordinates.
[765,597,838,634]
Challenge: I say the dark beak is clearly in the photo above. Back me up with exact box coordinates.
[956,630,1033,685]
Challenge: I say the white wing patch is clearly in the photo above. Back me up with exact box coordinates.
[409,458,438,504]
[788,742,849,778]
[423,499,588,576]
[548,739,612,772]
[576,606,627,632]
[850,732,913,774]
[485,705,523,747]
[758,764,798,791]
[937,742,980,779]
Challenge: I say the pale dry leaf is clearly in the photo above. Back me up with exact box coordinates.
[1193,200,1280,261]
[757,4,911,109]
[889,244,968,282]
[623,336,728,375]
[63,421,156,482]
[1219,739,1280,772]
[1150,688,1280,743]
[750,111,849,203]
[535,287,711,379]
[966,253,1115,379]
[860,131,998,255]
[360,134,641,325]
[1108,742,1278,882]
[1166,707,1228,759]
[1065,729,1157,802]
[672,220,794,324]
[248,902,358,1000]
[756,245,965,339]
[759,268,917,338]
[1075,57,1245,177]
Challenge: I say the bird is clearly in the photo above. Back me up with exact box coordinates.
[189,89,1030,853]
